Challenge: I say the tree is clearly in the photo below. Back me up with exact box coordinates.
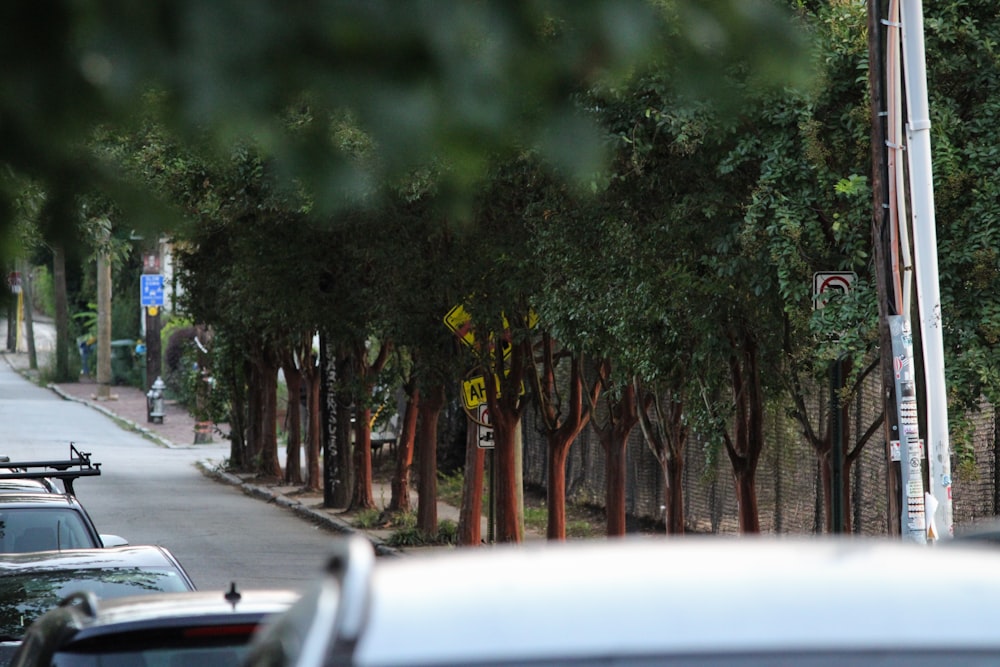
[348,339,393,511]
[635,379,690,534]
[1,1,806,259]
[530,336,602,540]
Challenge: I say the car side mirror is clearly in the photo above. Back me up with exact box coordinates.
[100,534,129,547]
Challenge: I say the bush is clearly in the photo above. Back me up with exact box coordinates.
[163,326,196,399]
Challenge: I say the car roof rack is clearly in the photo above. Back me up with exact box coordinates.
[0,443,101,495]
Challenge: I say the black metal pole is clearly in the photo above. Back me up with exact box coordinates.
[488,448,495,544]
[830,357,845,534]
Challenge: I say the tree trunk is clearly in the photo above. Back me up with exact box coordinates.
[733,466,761,533]
[257,353,283,478]
[664,455,685,534]
[227,358,249,470]
[281,355,303,485]
[52,245,72,382]
[416,383,445,535]
[533,342,599,541]
[485,337,530,544]
[246,359,263,467]
[636,385,687,535]
[547,441,571,540]
[389,385,419,512]
[458,415,485,545]
[330,399,353,507]
[604,435,629,536]
[304,367,322,491]
[347,339,392,512]
[247,345,282,478]
[722,328,764,534]
[351,405,376,510]
[95,246,113,399]
[593,379,638,537]
[19,260,37,370]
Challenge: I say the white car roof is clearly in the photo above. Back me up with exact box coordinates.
[352,537,1000,665]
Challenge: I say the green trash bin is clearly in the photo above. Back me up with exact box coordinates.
[110,339,136,385]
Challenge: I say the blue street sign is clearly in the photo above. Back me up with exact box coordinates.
[141,274,164,307]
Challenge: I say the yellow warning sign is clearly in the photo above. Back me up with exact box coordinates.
[461,374,526,410]
[443,304,477,348]
[443,304,538,360]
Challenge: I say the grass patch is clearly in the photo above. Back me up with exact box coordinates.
[523,506,548,532]
[353,509,416,531]
[436,470,464,507]
[387,519,457,547]
[567,519,598,538]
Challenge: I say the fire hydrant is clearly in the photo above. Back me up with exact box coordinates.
[146,376,166,424]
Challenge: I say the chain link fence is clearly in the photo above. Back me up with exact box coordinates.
[522,374,998,534]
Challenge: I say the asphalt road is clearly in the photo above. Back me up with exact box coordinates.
[0,355,339,593]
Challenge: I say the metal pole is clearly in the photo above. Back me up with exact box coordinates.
[830,358,844,534]
[900,0,953,539]
[889,316,928,543]
[488,448,495,544]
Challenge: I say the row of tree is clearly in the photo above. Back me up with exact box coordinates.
[5,1,1000,542]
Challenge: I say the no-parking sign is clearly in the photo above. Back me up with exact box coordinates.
[478,405,494,449]
[812,272,857,310]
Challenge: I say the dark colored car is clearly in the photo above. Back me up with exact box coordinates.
[0,545,195,659]
[10,587,298,667]
[0,447,126,552]
[0,494,126,552]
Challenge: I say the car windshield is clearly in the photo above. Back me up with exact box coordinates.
[0,510,96,552]
[0,569,191,639]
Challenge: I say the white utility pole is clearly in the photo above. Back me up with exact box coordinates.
[900,0,952,539]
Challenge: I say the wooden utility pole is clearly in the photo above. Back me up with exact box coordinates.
[868,0,903,536]
[142,250,163,389]
[95,229,114,401]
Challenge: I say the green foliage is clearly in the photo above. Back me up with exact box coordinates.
[160,316,194,356]
[523,507,548,532]
[352,509,415,530]
[30,265,55,318]
[0,0,811,265]
[436,471,465,507]
[72,303,98,339]
[566,519,598,539]
[386,518,457,547]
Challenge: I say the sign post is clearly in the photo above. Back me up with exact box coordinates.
[479,405,495,544]
[813,270,858,533]
[140,274,164,393]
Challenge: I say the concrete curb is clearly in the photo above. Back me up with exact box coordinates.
[48,383,179,450]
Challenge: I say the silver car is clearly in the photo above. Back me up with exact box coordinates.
[246,535,1000,666]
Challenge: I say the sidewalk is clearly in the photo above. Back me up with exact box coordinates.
[0,345,474,556]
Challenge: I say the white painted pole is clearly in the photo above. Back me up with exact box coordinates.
[900,0,952,539]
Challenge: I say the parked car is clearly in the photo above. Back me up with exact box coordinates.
[0,446,126,551]
[10,586,298,667]
[246,535,1000,667]
[0,545,195,665]
[0,494,126,552]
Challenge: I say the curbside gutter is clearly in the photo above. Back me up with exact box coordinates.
[196,461,400,558]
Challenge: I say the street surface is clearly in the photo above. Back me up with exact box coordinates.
[0,354,339,593]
